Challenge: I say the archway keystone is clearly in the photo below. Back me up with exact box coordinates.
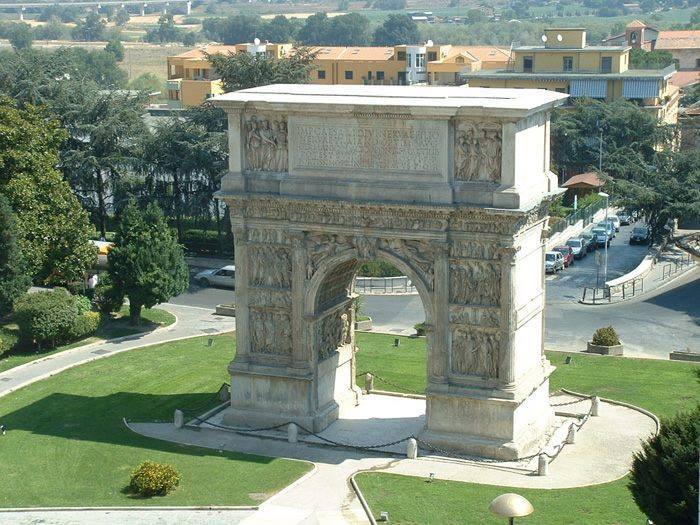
[214,84,567,460]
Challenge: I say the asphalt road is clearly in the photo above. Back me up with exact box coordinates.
[173,221,698,358]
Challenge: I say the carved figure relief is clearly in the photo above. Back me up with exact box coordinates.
[249,245,292,289]
[450,240,499,260]
[250,310,292,356]
[449,305,500,328]
[245,114,288,172]
[377,238,438,290]
[317,311,346,360]
[451,328,500,378]
[454,121,502,183]
[450,260,501,306]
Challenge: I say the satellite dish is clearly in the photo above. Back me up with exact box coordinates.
[557,34,563,42]
[253,37,261,45]
[426,39,433,46]
[541,34,548,42]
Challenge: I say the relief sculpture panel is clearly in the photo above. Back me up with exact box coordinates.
[451,328,500,379]
[317,310,351,360]
[454,120,502,183]
[450,260,501,306]
[244,114,288,172]
[250,309,292,356]
[249,245,292,288]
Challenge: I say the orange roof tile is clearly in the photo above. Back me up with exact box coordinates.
[670,70,700,88]
[562,172,606,188]
[655,30,700,50]
[311,46,395,61]
[626,19,650,28]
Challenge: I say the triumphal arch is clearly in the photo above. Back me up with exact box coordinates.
[213,84,567,460]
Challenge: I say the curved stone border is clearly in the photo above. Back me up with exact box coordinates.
[350,473,378,525]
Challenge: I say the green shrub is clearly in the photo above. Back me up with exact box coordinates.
[92,272,124,315]
[68,311,102,340]
[414,322,426,336]
[129,461,181,497]
[74,294,92,315]
[13,289,78,349]
[629,406,699,525]
[592,326,621,346]
[357,261,402,277]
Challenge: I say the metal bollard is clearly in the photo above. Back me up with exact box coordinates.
[366,373,374,392]
[591,396,601,416]
[566,424,576,444]
[538,454,549,476]
[173,409,184,429]
[287,423,298,443]
[406,438,418,459]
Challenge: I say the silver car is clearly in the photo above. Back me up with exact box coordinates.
[194,265,236,288]
[545,251,564,273]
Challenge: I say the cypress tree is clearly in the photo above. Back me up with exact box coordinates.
[108,200,189,325]
[0,194,31,315]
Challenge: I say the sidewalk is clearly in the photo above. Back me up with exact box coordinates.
[0,303,235,400]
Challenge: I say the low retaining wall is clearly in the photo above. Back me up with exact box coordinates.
[355,276,417,295]
[546,207,611,250]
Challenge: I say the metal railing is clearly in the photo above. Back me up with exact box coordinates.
[581,286,611,304]
[661,253,694,280]
[355,276,416,295]
[548,198,608,237]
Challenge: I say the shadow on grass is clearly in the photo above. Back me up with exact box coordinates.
[1,391,276,465]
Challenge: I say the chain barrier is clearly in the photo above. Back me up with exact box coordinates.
[355,371,425,396]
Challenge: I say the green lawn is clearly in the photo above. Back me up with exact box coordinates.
[354,334,700,525]
[0,333,310,507]
[0,306,176,374]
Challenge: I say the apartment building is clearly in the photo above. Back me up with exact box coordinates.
[165,40,509,107]
[462,28,680,124]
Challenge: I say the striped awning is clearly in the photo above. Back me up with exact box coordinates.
[570,79,607,99]
[622,79,661,99]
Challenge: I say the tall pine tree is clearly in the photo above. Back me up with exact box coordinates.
[0,194,31,315]
[108,200,188,325]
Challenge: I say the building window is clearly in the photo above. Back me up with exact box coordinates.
[415,53,425,68]
[523,56,534,73]
[601,57,612,73]
[318,70,326,79]
[397,51,406,61]
[345,70,353,80]
[376,71,385,80]
[367,71,373,80]
[630,31,638,44]
[696,58,700,68]
[428,51,437,61]
[563,57,573,72]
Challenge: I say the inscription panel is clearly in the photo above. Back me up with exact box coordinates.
[288,116,448,181]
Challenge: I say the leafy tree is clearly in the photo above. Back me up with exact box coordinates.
[690,6,700,26]
[373,0,406,9]
[129,72,163,94]
[105,39,125,62]
[208,47,316,92]
[182,31,197,46]
[72,12,106,41]
[0,97,96,285]
[114,8,130,26]
[108,201,188,325]
[373,14,420,46]
[59,90,148,239]
[630,48,675,69]
[265,15,298,42]
[33,19,70,40]
[202,14,262,44]
[328,13,370,46]
[629,406,699,525]
[8,22,33,51]
[296,12,330,45]
[681,83,700,107]
[38,5,80,23]
[145,13,181,43]
[0,195,31,315]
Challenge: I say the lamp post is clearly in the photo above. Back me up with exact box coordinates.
[598,191,609,286]
[489,493,534,525]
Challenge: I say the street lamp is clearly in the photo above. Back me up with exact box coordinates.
[598,191,610,286]
[489,493,534,525]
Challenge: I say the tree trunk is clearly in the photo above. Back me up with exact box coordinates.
[129,302,142,326]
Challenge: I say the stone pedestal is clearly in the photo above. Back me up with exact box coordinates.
[213,84,567,458]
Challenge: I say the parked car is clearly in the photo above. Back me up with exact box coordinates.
[195,265,236,288]
[607,215,621,232]
[617,212,632,226]
[554,245,575,267]
[591,227,610,247]
[597,221,615,239]
[629,226,651,245]
[581,232,598,252]
[545,251,565,273]
[565,238,587,259]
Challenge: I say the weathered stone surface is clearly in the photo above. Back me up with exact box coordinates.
[214,84,567,458]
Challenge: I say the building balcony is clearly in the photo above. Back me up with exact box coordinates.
[166,78,182,91]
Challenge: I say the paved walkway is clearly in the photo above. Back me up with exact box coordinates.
[0,303,235,399]
[0,509,255,525]
[129,392,656,524]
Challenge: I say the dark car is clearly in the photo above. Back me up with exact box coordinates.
[629,226,651,245]
[617,212,632,226]
[554,245,575,267]
[581,232,597,252]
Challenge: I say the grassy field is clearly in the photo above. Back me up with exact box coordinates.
[120,44,192,83]
[0,306,176,374]
[0,333,311,508]
[354,334,699,525]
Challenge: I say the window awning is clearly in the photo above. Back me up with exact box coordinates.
[570,79,607,98]
[622,79,660,99]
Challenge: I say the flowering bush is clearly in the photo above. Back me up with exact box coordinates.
[129,461,181,497]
